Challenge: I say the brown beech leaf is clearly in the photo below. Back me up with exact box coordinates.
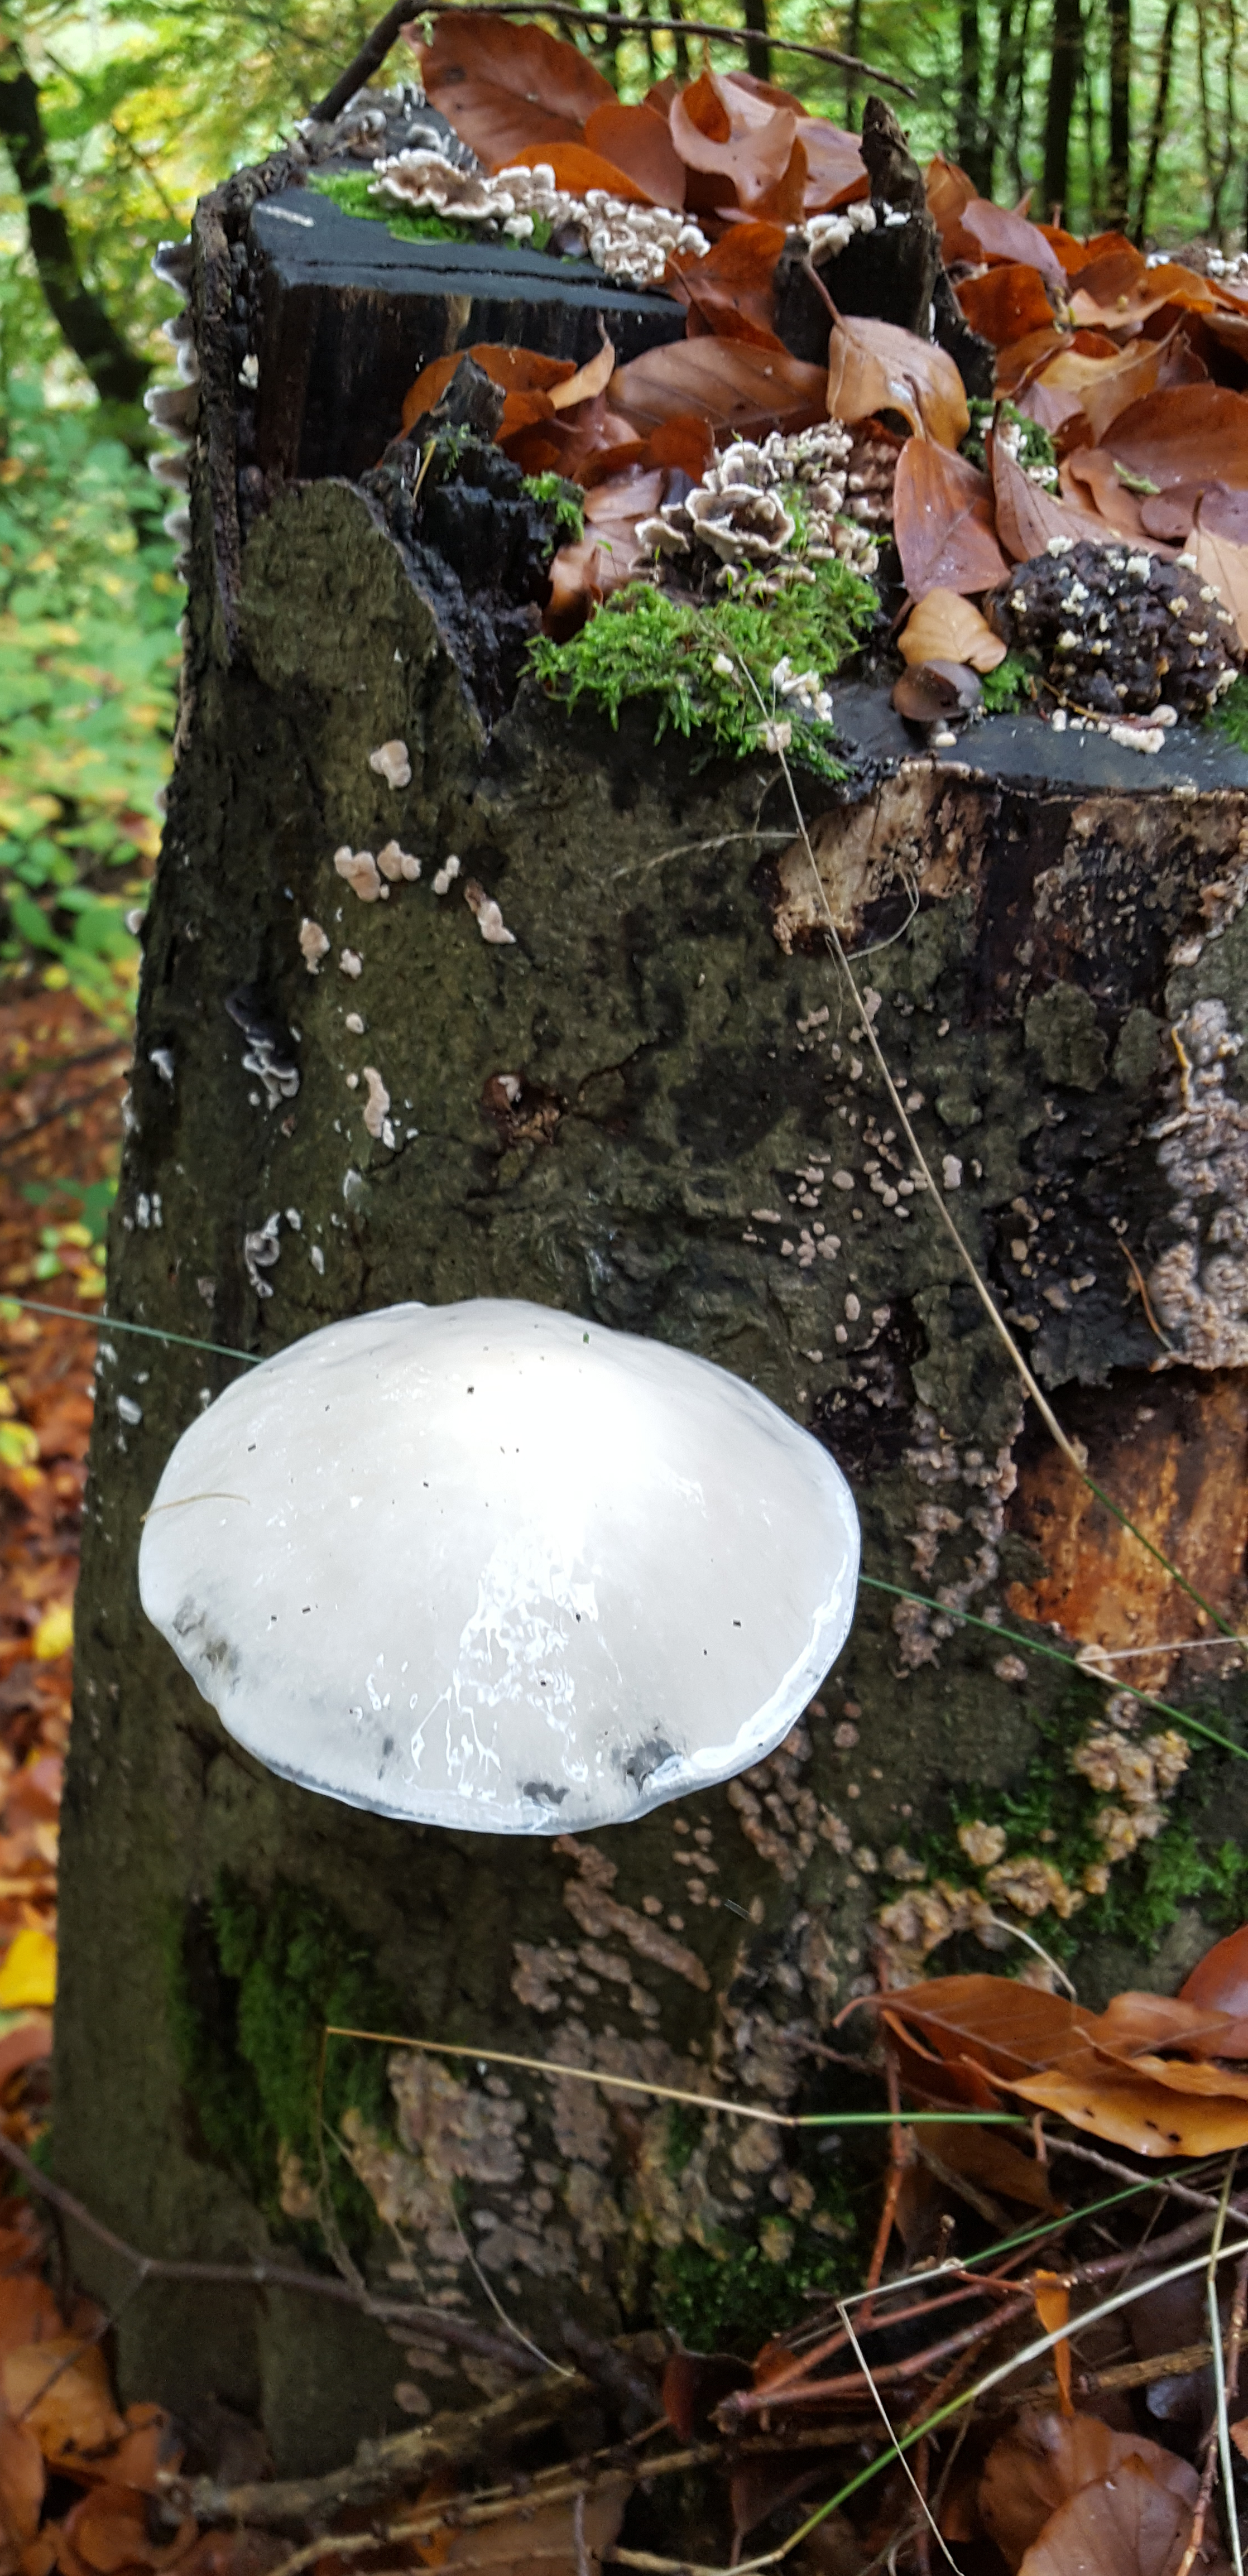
[899,589,1006,670]
[1232,2417,1248,2462]
[549,338,616,411]
[992,438,1117,561]
[924,159,1063,283]
[3,2342,124,2464]
[1191,521,1248,653]
[545,466,668,633]
[0,2412,44,2550]
[57,2486,198,2576]
[1008,2058,1248,2156]
[915,2117,1057,2207]
[414,13,614,168]
[1060,448,1160,545]
[609,338,825,436]
[1017,2459,1228,2576]
[505,140,654,201]
[401,344,575,436]
[664,223,787,349]
[882,1975,1096,2079]
[1181,1920,1248,2044]
[794,114,868,212]
[956,263,1056,348]
[1071,254,1216,330]
[729,2457,824,2544]
[669,72,804,217]
[884,2018,1006,2113]
[827,318,969,448]
[980,2414,1197,2573]
[1103,385,1248,491]
[893,441,1009,599]
[1036,220,1107,274]
[1085,1989,1241,2059]
[581,101,686,205]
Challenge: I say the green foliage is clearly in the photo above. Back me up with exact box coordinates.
[530,564,880,779]
[981,650,1039,714]
[962,403,1058,488]
[1212,673,1248,754]
[310,169,556,254]
[522,472,585,540]
[167,1872,401,2252]
[0,380,177,1011]
[1091,1822,1248,1949]
[309,170,480,249]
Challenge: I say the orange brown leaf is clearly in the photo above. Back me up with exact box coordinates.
[414,13,614,170]
[608,339,825,437]
[827,316,969,448]
[892,441,1009,599]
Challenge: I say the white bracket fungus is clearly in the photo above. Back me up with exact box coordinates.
[339,950,363,979]
[361,1066,394,1145]
[369,740,412,789]
[464,880,516,946]
[432,856,462,897]
[138,1300,860,1834]
[243,1212,281,1299]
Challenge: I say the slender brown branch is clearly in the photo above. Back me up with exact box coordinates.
[306,0,916,121]
[0,2127,532,2377]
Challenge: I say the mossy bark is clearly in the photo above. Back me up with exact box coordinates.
[55,169,1248,2474]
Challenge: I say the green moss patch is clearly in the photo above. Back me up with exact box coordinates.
[309,171,554,254]
[529,566,879,780]
[1211,672,1248,753]
[981,649,1040,714]
[167,1873,402,2256]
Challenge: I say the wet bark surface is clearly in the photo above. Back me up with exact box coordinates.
[54,153,1248,2474]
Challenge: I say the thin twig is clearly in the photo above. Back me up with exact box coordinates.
[0,2127,532,2375]
[306,0,916,119]
[0,1072,129,1164]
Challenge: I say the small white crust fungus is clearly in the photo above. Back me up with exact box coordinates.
[377,840,420,882]
[433,856,462,897]
[138,1300,860,1834]
[334,848,384,901]
[464,880,516,945]
[299,919,330,973]
[369,741,412,789]
[361,1066,392,1141]
[339,950,363,978]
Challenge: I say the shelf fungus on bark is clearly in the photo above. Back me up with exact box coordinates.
[137,1299,860,1833]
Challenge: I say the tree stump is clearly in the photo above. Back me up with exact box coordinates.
[56,141,1248,2473]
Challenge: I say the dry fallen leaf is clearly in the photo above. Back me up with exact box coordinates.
[892,441,1010,599]
[609,338,826,436]
[2,2342,124,2464]
[1103,384,1248,491]
[581,100,686,205]
[664,224,788,350]
[400,345,576,437]
[980,2415,1197,2573]
[957,263,1057,349]
[1181,1918,1248,2044]
[899,589,1006,671]
[1192,518,1248,653]
[915,2117,1058,2208]
[0,2411,44,2550]
[1017,2458,1227,2576]
[827,315,969,448]
[1031,2274,1073,2416]
[545,467,668,633]
[669,71,805,220]
[991,438,1118,561]
[414,12,613,169]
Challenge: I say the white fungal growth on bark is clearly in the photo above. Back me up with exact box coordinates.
[464,880,516,946]
[243,1212,281,1299]
[368,740,411,789]
[361,1066,392,1142]
[432,855,461,897]
[334,848,383,902]
[299,918,330,973]
[377,840,420,882]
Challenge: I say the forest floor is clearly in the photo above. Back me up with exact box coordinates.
[0,988,127,2153]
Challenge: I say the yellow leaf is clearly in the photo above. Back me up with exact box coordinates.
[0,1426,39,1470]
[32,1603,72,1662]
[2,2339,123,2460]
[0,1930,56,2011]
[1030,2271,1072,2415]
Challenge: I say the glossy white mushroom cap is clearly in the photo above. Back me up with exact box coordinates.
[138,1300,859,1832]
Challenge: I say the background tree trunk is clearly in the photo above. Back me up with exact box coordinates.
[1043,0,1083,219]
[54,148,1248,2478]
[1106,0,1131,227]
